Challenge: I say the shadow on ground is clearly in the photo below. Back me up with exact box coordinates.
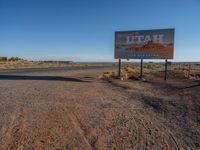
[0,75,89,82]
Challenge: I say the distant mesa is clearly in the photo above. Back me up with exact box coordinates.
[0,57,73,64]
[0,57,26,62]
[0,57,8,62]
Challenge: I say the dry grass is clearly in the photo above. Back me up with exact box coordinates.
[100,64,140,80]
[0,61,115,70]
[99,71,118,79]
[100,63,200,80]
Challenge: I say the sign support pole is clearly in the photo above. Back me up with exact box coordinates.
[118,59,121,77]
[188,64,191,79]
[164,59,168,80]
[140,59,143,79]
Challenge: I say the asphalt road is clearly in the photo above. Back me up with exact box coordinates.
[0,66,116,75]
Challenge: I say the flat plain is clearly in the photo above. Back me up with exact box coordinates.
[0,65,199,150]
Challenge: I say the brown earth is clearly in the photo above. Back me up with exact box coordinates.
[0,67,199,150]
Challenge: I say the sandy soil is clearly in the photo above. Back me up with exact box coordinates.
[0,68,199,150]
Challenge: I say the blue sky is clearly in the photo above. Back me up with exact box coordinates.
[0,0,200,62]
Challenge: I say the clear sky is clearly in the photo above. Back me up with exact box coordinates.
[0,0,200,62]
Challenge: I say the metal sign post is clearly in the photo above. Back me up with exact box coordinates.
[188,64,191,79]
[118,59,121,77]
[140,59,143,79]
[164,59,168,80]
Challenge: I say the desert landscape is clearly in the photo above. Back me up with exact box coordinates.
[1,0,200,149]
[0,63,199,150]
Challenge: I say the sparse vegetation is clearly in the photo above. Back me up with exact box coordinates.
[0,61,116,70]
[100,63,200,80]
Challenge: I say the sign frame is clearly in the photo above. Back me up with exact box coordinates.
[115,28,175,60]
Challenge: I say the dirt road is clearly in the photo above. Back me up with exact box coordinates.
[0,67,199,150]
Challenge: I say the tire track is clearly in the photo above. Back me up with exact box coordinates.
[67,110,92,150]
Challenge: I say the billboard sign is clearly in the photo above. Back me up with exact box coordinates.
[115,28,174,59]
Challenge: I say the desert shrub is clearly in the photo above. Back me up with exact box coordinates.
[152,70,187,79]
[144,64,154,70]
[100,72,118,79]
[100,65,140,80]
[124,65,139,73]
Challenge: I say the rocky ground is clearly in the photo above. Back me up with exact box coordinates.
[0,67,199,150]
